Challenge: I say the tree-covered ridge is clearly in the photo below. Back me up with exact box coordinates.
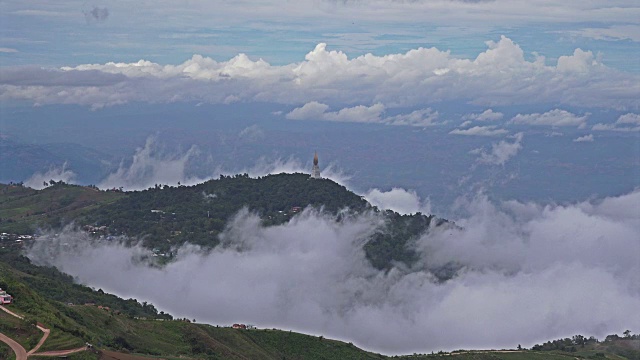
[0,182,125,234]
[79,173,445,271]
[81,173,371,248]
[0,173,444,272]
[0,249,169,320]
[365,211,435,270]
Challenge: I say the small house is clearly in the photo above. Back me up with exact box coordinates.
[0,288,13,304]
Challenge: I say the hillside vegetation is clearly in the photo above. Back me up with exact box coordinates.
[1,174,445,271]
[0,182,124,234]
[0,253,386,359]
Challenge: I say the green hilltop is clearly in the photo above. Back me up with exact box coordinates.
[0,173,446,272]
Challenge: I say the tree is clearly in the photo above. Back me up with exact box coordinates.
[623,330,631,338]
[573,335,585,346]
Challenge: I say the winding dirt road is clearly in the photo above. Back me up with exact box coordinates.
[27,325,49,355]
[0,332,28,360]
[0,304,87,358]
[30,345,88,357]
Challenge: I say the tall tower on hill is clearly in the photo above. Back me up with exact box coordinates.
[311,152,321,179]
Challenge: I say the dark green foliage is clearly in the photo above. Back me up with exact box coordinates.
[365,211,433,270]
[531,333,640,360]
[75,173,449,271]
[0,342,15,360]
[2,173,451,273]
[0,182,124,234]
[0,252,170,320]
[79,173,371,253]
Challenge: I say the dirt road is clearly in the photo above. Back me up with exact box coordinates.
[0,304,87,357]
[30,345,88,357]
[27,326,50,355]
[0,304,25,319]
[0,332,28,360]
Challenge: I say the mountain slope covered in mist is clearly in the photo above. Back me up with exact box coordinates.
[2,176,640,357]
[0,252,386,359]
[1,249,638,360]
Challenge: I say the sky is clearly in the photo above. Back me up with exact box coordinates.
[1,0,640,355]
[1,1,639,71]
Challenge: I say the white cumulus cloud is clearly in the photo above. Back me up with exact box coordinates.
[450,125,508,136]
[287,102,439,127]
[462,109,504,122]
[472,132,524,165]
[2,37,638,110]
[593,113,640,132]
[363,188,432,215]
[573,134,594,142]
[510,109,589,128]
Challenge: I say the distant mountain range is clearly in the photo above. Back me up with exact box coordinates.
[0,137,117,185]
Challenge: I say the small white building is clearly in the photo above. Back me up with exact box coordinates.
[0,288,13,304]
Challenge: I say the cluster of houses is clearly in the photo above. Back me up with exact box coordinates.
[232,323,256,330]
[82,225,108,234]
[151,248,172,258]
[0,232,35,241]
[0,288,13,304]
[0,233,35,248]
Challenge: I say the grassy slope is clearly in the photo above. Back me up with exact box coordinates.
[398,343,640,360]
[0,256,385,359]
[0,343,17,360]
[0,309,41,350]
[0,258,638,360]
[0,183,125,234]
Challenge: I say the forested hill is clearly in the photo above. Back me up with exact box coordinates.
[82,173,372,246]
[1,173,446,271]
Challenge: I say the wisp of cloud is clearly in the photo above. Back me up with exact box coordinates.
[24,161,77,189]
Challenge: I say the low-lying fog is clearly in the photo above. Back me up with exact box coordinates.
[26,188,640,354]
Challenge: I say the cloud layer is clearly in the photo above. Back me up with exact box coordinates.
[27,189,640,354]
[2,37,639,111]
[286,102,440,126]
